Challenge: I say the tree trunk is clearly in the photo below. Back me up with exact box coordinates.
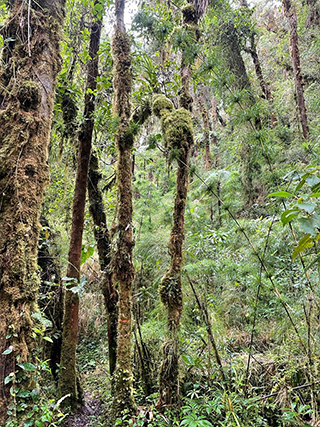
[88,154,118,377]
[157,3,198,408]
[215,3,262,206]
[282,0,309,140]
[245,35,272,102]
[198,96,212,170]
[111,0,136,418]
[0,0,64,422]
[38,216,63,381]
[58,2,103,408]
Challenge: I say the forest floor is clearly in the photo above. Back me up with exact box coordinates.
[64,392,104,427]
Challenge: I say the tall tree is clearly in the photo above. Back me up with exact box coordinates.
[157,3,198,408]
[88,154,118,377]
[58,0,103,408]
[282,0,309,140]
[209,0,264,206]
[0,0,65,422]
[111,0,136,417]
[240,0,272,102]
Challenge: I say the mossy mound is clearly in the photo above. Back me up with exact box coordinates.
[152,94,193,150]
[16,81,41,111]
[162,108,193,149]
[152,94,174,118]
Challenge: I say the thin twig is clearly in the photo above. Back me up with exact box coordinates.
[28,0,31,57]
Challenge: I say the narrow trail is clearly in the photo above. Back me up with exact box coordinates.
[65,393,103,427]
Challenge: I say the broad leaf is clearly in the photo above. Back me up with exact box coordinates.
[268,191,295,198]
[281,209,299,225]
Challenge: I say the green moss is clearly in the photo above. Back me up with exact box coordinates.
[162,108,193,149]
[152,94,174,118]
[152,95,193,150]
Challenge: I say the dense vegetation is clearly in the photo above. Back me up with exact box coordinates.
[1,0,320,425]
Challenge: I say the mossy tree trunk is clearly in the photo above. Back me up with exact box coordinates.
[156,3,198,408]
[282,0,309,140]
[111,0,136,418]
[88,154,118,376]
[158,134,191,407]
[58,1,103,408]
[213,1,263,206]
[0,0,64,422]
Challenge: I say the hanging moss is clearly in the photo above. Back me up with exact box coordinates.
[158,338,179,406]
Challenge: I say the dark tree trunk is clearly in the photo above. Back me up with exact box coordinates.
[198,96,212,170]
[38,216,63,380]
[245,35,272,102]
[111,0,136,418]
[0,0,64,422]
[58,3,103,408]
[216,4,262,205]
[282,0,309,139]
[88,154,119,376]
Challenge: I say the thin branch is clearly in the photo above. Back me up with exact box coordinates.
[28,0,31,57]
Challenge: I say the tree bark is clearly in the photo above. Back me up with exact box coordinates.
[88,154,118,377]
[282,0,309,140]
[58,2,103,408]
[111,0,136,418]
[245,36,272,102]
[0,0,64,422]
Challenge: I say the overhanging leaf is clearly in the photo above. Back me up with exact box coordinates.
[268,191,295,198]
[281,209,300,226]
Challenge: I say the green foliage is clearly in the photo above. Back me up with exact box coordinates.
[271,165,320,260]
[3,0,320,424]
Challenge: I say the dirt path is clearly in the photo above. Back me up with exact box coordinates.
[64,393,103,427]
